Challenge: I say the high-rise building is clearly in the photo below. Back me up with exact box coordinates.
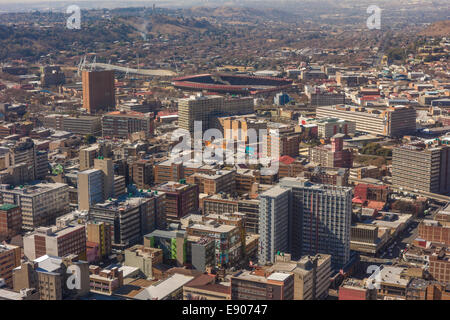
[79,146,98,171]
[392,142,450,194]
[186,170,236,195]
[123,245,163,279]
[102,110,154,138]
[78,157,115,211]
[129,159,154,189]
[231,269,294,300]
[309,134,353,168]
[316,105,416,137]
[316,118,356,139]
[0,182,69,230]
[156,182,199,223]
[23,225,87,261]
[9,138,49,182]
[89,196,164,248]
[94,157,114,200]
[0,204,21,240]
[0,244,21,288]
[279,177,353,269]
[42,115,102,136]
[86,221,113,262]
[268,253,332,300]
[258,185,290,265]
[82,70,116,114]
[178,94,254,134]
[13,255,90,300]
[201,195,260,235]
[78,169,104,211]
[186,221,242,268]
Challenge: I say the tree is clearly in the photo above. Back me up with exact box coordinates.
[84,134,97,145]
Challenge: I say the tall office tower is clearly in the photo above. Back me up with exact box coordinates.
[94,157,114,200]
[392,142,450,194]
[78,169,104,211]
[178,94,254,134]
[258,185,290,265]
[280,177,353,269]
[79,146,98,171]
[82,70,116,114]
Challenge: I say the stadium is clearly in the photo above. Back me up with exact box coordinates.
[172,73,293,95]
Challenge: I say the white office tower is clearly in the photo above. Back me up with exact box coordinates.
[280,177,353,269]
[258,186,290,265]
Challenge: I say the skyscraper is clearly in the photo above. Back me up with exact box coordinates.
[78,169,104,211]
[258,185,290,265]
[392,142,450,194]
[82,70,116,114]
[279,178,352,269]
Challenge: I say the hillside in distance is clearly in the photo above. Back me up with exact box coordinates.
[121,14,217,36]
[419,20,450,36]
[183,6,302,24]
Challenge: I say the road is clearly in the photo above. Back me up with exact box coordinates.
[360,205,442,265]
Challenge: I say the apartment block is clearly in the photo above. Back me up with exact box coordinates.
[392,143,450,194]
[309,134,353,168]
[178,94,254,134]
[268,253,332,300]
[279,177,353,269]
[230,269,294,300]
[186,220,242,268]
[156,182,199,223]
[0,204,21,239]
[23,225,87,261]
[128,159,154,189]
[89,196,164,248]
[0,244,21,288]
[102,110,154,138]
[124,245,163,279]
[316,105,416,137]
[44,114,102,136]
[79,146,99,171]
[89,265,123,295]
[316,118,356,139]
[258,185,290,265]
[154,159,217,185]
[0,182,69,230]
[201,194,260,234]
[77,169,104,211]
[86,221,113,262]
[186,170,235,195]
